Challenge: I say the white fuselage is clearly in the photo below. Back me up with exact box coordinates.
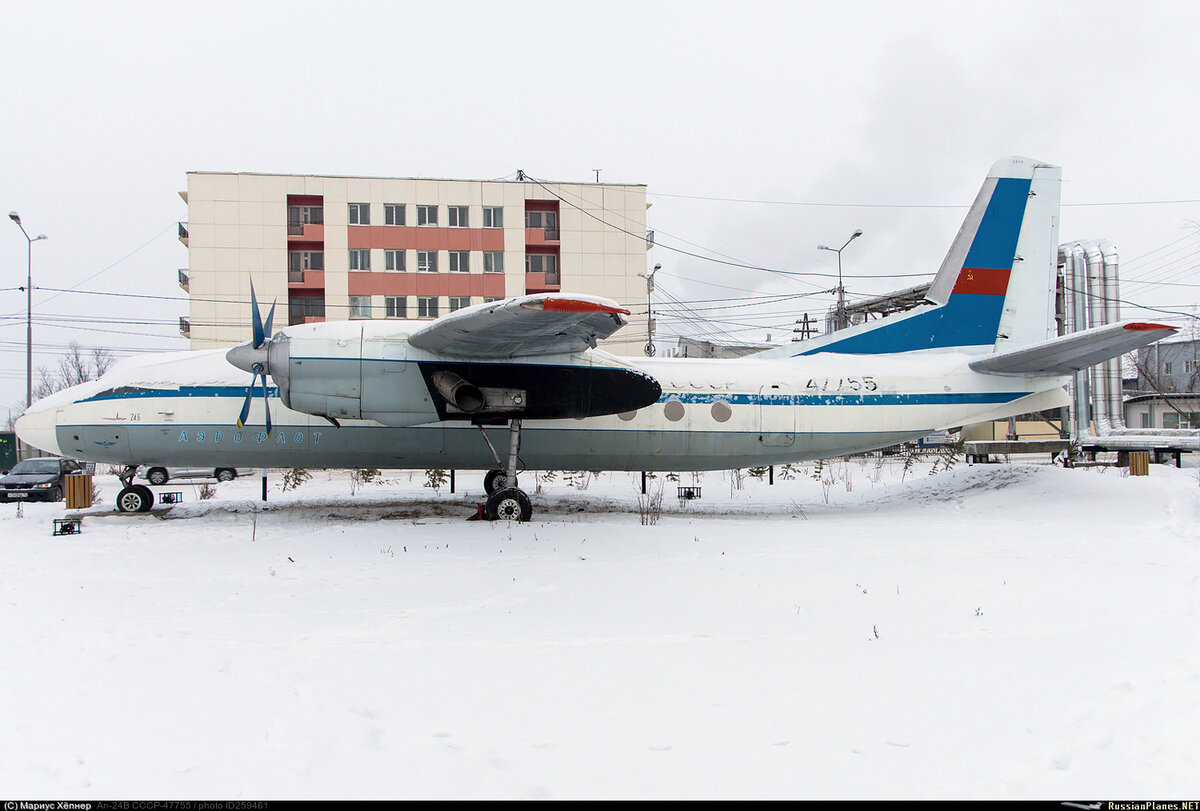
[16,345,1069,472]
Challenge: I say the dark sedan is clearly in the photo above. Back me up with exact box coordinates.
[0,457,84,503]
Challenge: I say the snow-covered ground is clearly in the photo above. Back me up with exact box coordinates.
[2,456,1198,800]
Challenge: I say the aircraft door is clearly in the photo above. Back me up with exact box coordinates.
[758,383,795,447]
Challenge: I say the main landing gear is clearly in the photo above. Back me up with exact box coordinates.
[477,419,533,522]
[115,464,155,513]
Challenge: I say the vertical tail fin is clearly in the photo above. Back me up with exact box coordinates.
[776,157,1062,358]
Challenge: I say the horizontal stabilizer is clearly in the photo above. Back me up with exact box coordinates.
[409,294,629,358]
[969,321,1176,376]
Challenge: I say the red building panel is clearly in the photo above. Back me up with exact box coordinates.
[347,272,507,298]
[347,226,505,251]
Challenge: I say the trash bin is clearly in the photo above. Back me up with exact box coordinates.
[1129,452,1150,477]
[65,474,94,509]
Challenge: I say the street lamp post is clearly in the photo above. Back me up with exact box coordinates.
[817,229,862,332]
[638,262,661,356]
[9,211,48,410]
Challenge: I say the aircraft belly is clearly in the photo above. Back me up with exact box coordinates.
[44,383,1042,472]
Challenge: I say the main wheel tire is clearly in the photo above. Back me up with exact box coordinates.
[136,485,155,512]
[117,485,152,513]
[50,486,62,503]
[215,468,236,482]
[483,469,517,495]
[484,487,532,522]
[147,467,169,486]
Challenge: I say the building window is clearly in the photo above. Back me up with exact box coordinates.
[1162,411,1199,429]
[417,296,439,318]
[349,296,372,319]
[1141,411,1150,429]
[483,207,503,228]
[526,253,559,284]
[417,205,438,226]
[1164,362,1173,375]
[483,297,501,303]
[449,296,471,312]
[384,204,405,226]
[288,204,323,235]
[385,296,407,318]
[385,249,406,271]
[348,203,370,225]
[289,250,324,281]
[417,251,438,272]
[483,251,503,273]
[1186,360,1198,374]
[349,249,371,270]
[288,295,325,326]
[447,206,469,228]
[449,251,469,272]
[526,209,558,238]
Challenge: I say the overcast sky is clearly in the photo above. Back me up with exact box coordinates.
[3,0,1199,413]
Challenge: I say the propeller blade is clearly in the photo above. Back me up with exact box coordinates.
[264,299,276,341]
[260,366,272,436]
[236,376,254,428]
[251,281,265,349]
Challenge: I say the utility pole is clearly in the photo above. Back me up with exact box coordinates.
[818,229,863,332]
[792,313,817,342]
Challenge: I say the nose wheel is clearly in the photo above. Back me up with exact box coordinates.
[483,468,518,495]
[477,419,533,521]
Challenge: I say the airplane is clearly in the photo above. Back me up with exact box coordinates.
[15,156,1177,519]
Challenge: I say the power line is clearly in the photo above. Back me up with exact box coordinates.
[649,190,1200,209]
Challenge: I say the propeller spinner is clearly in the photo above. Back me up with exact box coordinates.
[226,281,276,435]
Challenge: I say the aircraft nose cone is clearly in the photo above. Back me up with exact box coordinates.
[226,341,267,374]
[15,405,61,456]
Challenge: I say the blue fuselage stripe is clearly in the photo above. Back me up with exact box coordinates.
[79,386,1028,408]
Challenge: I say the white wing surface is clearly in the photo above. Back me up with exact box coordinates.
[407,294,630,358]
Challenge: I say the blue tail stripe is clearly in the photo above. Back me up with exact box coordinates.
[963,177,1032,269]
[800,175,1031,356]
[800,293,1006,356]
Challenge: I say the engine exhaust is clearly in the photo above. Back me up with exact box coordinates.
[431,371,485,413]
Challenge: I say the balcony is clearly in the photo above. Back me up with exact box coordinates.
[177,221,189,246]
[524,226,560,245]
[287,223,325,241]
[289,268,305,283]
[178,268,189,291]
[179,316,190,337]
[288,205,324,240]
[524,272,561,293]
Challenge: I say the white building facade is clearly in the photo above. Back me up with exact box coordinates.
[178,173,650,354]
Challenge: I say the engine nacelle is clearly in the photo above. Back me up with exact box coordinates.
[268,329,440,426]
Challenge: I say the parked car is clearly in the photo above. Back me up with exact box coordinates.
[135,465,254,486]
[0,457,86,503]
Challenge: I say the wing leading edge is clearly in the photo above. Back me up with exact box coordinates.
[408,294,630,358]
[969,321,1176,376]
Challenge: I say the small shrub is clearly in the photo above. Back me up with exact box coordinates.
[199,483,217,500]
[424,468,448,492]
[637,480,665,525]
[282,467,311,492]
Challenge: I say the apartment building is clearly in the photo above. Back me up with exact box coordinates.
[177,173,651,354]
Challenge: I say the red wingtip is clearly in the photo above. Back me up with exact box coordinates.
[1123,322,1176,332]
[522,297,630,316]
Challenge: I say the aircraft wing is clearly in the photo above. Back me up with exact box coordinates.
[408,294,631,358]
[969,321,1176,376]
